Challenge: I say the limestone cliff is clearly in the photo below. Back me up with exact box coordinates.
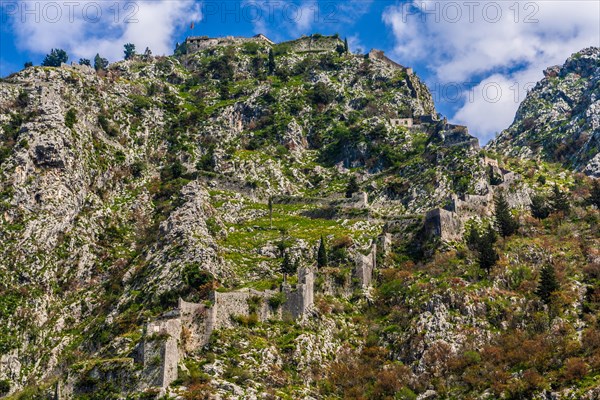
[488,47,600,176]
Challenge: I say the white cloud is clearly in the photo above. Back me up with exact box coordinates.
[383,0,600,143]
[347,34,364,54]
[244,0,373,42]
[9,0,201,62]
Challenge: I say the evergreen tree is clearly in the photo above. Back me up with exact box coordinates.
[588,179,600,209]
[477,224,498,274]
[124,43,136,60]
[174,42,187,57]
[268,196,273,228]
[317,236,328,268]
[536,264,559,304]
[465,224,480,251]
[345,176,360,198]
[79,58,91,66]
[268,49,275,75]
[143,47,152,58]
[280,252,296,279]
[494,193,518,237]
[42,49,68,67]
[549,184,570,214]
[23,61,33,68]
[344,37,349,53]
[530,193,550,219]
[94,54,109,71]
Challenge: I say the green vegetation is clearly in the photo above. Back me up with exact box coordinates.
[536,264,559,304]
[494,192,518,237]
[123,43,136,60]
[317,235,328,268]
[65,108,77,128]
[42,48,68,67]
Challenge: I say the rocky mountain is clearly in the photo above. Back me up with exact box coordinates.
[0,35,599,400]
[489,47,600,177]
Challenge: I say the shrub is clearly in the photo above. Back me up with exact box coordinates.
[309,82,335,105]
[0,379,10,395]
[183,263,215,289]
[561,357,588,383]
[268,293,286,309]
[65,108,77,128]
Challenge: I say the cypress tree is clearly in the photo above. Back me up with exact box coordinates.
[549,184,570,214]
[477,224,498,274]
[494,193,518,237]
[536,264,559,304]
[317,236,328,268]
[94,54,109,71]
[344,37,349,53]
[268,49,275,75]
[465,224,480,251]
[268,196,273,228]
[530,193,550,220]
[345,176,359,198]
[124,43,136,60]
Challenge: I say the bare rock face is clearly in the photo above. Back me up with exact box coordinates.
[488,47,600,175]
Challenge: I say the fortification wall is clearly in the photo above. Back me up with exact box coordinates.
[368,49,406,70]
[210,288,278,329]
[424,208,463,242]
[178,299,209,352]
[283,267,314,319]
[186,34,273,53]
[143,318,181,389]
[285,36,342,52]
[354,244,377,288]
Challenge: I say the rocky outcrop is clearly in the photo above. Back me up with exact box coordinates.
[488,47,600,176]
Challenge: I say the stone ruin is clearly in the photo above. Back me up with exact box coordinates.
[139,267,313,392]
[185,34,274,53]
[354,243,377,289]
[368,49,411,72]
[424,159,531,242]
[139,246,377,392]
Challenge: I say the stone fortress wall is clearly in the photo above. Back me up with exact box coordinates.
[141,237,378,392]
[424,158,531,242]
[186,34,274,53]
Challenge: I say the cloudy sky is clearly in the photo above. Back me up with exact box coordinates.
[1,0,598,143]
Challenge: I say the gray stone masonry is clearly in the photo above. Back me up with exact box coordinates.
[425,160,532,242]
[186,34,273,53]
[140,252,378,390]
[282,267,314,319]
[354,243,377,288]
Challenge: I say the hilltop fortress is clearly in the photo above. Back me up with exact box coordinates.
[184,34,413,74]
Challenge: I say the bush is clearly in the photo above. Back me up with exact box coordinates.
[183,263,215,289]
[268,293,286,309]
[65,108,77,128]
[0,379,10,395]
[310,82,335,105]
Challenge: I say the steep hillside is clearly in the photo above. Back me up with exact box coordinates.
[488,47,600,177]
[0,35,598,400]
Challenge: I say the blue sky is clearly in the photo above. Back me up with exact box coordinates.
[1,0,599,143]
